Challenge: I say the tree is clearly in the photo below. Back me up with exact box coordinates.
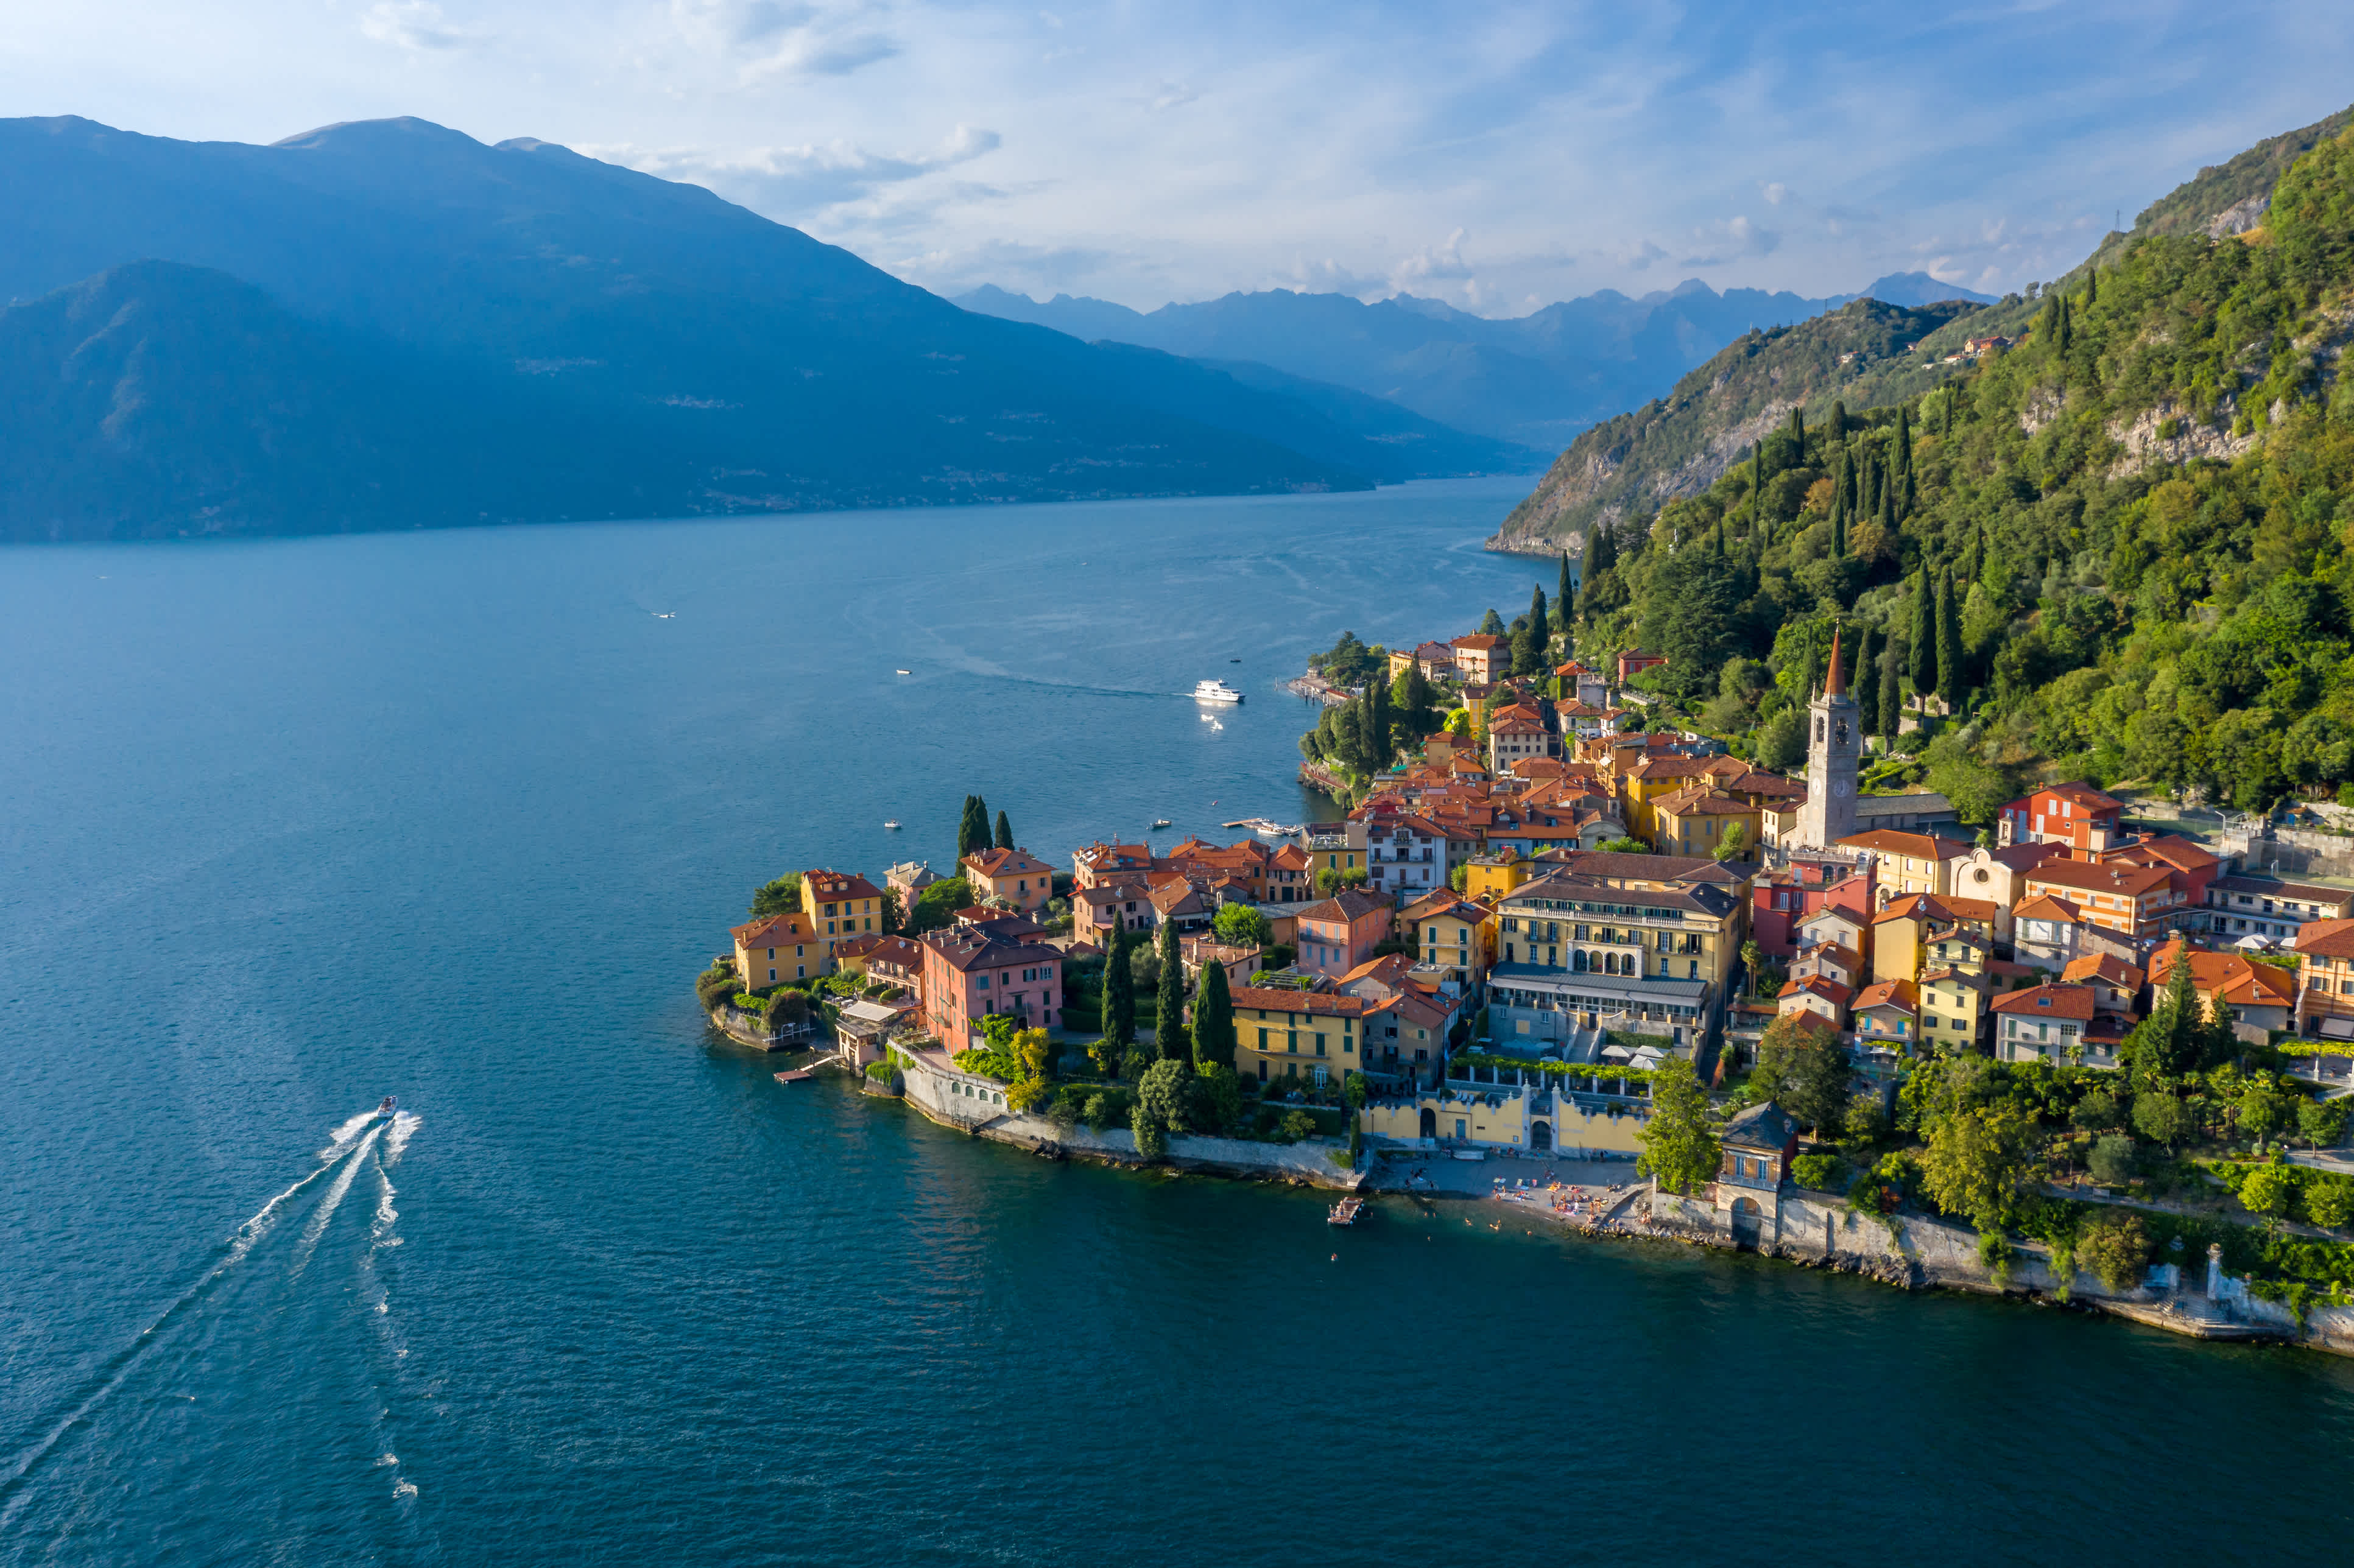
[2078,1214,2148,1293]
[1920,1105,2031,1232]
[2087,1134,2137,1185]
[1593,836,1650,855]
[1852,627,1878,738]
[1478,608,1506,636]
[2299,1096,2346,1150]
[2240,1164,2296,1234]
[2309,1181,2354,1229]
[1392,662,1436,734]
[2239,1083,2288,1150]
[1528,584,1550,658]
[959,795,990,860]
[1636,1057,1720,1194]
[993,809,1015,851]
[1908,569,1934,692]
[1750,1013,1853,1131]
[1130,1105,1168,1159]
[1154,917,1186,1061]
[1102,921,1136,1049]
[2127,960,2230,1081]
[1559,551,1574,622]
[1193,958,1236,1069]
[1740,940,1766,997]
[1934,569,1964,709]
[1014,1026,1054,1083]
[1137,1058,1192,1132]
[1194,1061,1242,1134]
[1212,903,1273,949]
[880,887,905,935]
[1509,620,1540,679]
[1878,636,1904,745]
[907,876,971,935]
[2132,1090,2192,1154]
[749,873,802,918]
[1713,821,1750,862]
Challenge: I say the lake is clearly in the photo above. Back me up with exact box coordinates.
[3,477,2350,1566]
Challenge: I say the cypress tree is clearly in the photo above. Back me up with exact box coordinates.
[1880,468,1898,536]
[1790,405,1805,451]
[958,796,989,860]
[1831,400,1848,441]
[993,809,1015,851]
[1193,958,1235,1069]
[1529,585,1549,655]
[1895,406,1912,481]
[1862,453,1879,521]
[1853,627,1877,739]
[1909,570,1935,691]
[1943,383,1955,438]
[1832,495,1847,558]
[1369,674,1392,764]
[2057,293,2073,354]
[1935,570,1964,709]
[1154,916,1185,1062]
[2086,268,2099,308]
[1837,446,1856,518]
[1104,920,1135,1049]
[1879,636,1904,746]
[1559,550,1574,621]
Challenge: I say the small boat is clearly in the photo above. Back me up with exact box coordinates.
[1229,658,1241,663]
[376,1095,398,1120]
[774,1069,814,1083]
[1151,818,1172,829]
[1192,679,1244,705]
[895,669,912,676]
[884,820,901,829]
[1328,1197,1365,1226]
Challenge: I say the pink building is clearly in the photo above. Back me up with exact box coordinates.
[1294,888,1395,979]
[920,926,1064,1050]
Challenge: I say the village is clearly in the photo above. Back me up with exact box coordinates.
[697,621,2354,1346]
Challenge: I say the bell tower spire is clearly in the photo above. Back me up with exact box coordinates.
[1796,627,1860,849]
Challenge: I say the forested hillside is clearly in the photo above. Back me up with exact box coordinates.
[1565,123,2354,820]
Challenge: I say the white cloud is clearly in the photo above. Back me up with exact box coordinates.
[666,0,899,82]
[358,1,485,51]
[593,122,999,218]
[1761,181,1788,205]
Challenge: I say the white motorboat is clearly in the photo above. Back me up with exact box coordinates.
[883,820,901,829]
[1192,679,1243,705]
[375,1096,398,1120]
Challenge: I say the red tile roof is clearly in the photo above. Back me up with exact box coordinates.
[1991,983,2096,1022]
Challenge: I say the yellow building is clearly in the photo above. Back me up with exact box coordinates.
[732,912,820,987]
[1305,821,1367,881]
[1462,851,1531,904]
[802,869,888,971]
[1836,829,1975,899]
[1649,784,1764,862]
[1919,966,1990,1052]
[1868,893,1953,984]
[1401,890,1489,979]
[1616,755,1715,842]
[1230,985,1368,1087]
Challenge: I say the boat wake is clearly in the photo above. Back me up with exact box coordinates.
[0,1104,422,1521]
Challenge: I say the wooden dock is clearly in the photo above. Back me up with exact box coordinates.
[1328,1197,1366,1226]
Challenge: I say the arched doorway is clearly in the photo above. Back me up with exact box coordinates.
[1418,1107,1438,1140]
[1530,1120,1552,1151]
[1731,1196,1763,1249]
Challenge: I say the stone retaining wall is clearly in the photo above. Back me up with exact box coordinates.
[1646,1184,2354,1356]
[893,1049,1359,1187]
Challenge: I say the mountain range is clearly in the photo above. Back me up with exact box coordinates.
[955,273,1994,450]
[1489,100,2354,555]
[0,116,1540,541]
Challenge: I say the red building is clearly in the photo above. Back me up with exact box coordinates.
[919,926,1064,1050]
[1997,782,2125,851]
[1750,859,1875,960]
[1616,650,1668,684]
[1294,888,1396,980]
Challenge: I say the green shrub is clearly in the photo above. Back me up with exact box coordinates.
[1790,1152,1844,1192]
[2088,1134,2138,1186]
[695,966,738,1009]
[1132,1109,1168,1159]
[953,1046,1020,1084]
[1279,1109,1316,1143]
[2080,1214,2149,1294]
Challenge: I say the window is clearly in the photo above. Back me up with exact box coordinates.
[976,976,990,990]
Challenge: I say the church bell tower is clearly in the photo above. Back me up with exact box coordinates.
[1797,628,1859,850]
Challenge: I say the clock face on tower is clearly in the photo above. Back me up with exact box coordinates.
[1831,779,1850,797]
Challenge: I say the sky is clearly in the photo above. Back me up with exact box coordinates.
[4,1,2353,317]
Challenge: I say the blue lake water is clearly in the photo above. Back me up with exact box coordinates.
[3,476,2351,1566]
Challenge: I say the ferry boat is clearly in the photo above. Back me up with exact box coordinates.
[1192,679,1243,705]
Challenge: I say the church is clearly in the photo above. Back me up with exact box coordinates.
[1789,628,1960,852]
